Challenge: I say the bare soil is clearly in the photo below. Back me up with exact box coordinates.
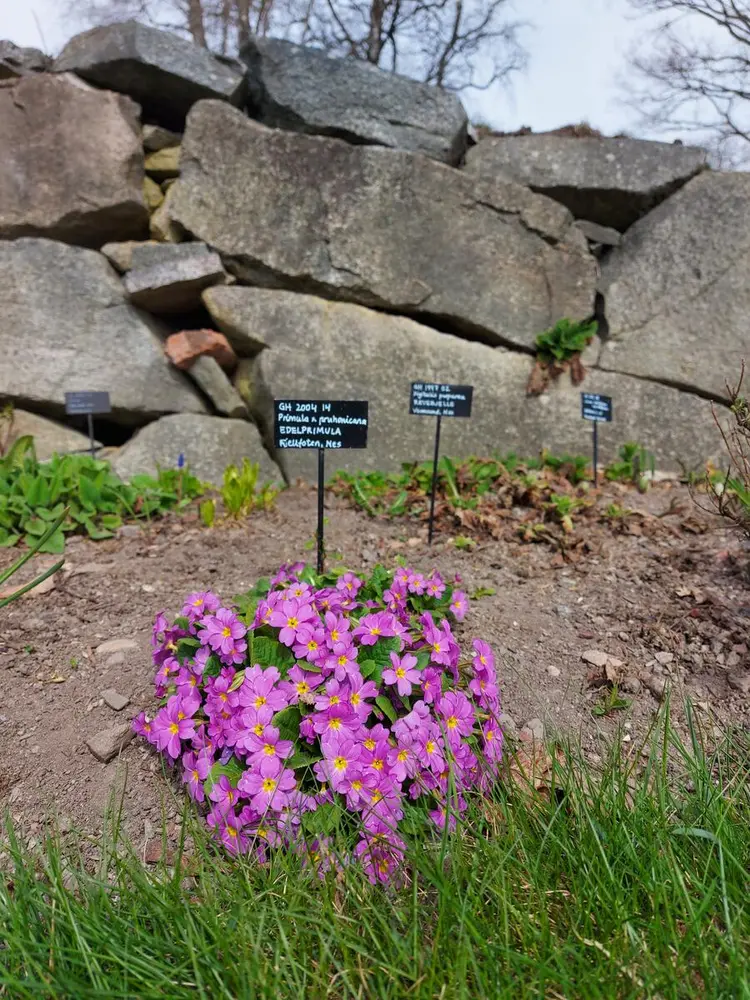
[1,481,749,857]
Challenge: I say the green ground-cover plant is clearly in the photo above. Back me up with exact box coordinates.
[1,709,748,998]
[605,441,655,491]
[0,438,204,552]
[535,317,598,365]
[527,318,598,394]
[200,459,279,527]
[0,509,66,608]
[331,451,592,520]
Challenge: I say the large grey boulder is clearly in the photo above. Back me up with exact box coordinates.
[167,102,596,351]
[0,40,51,79]
[0,73,147,247]
[466,135,708,232]
[241,36,468,165]
[112,414,280,485]
[3,410,100,461]
[123,242,228,313]
[0,239,207,425]
[598,171,750,402]
[54,21,246,128]
[211,287,723,479]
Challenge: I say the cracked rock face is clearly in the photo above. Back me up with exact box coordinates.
[0,238,207,424]
[168,101,597,351]
[466,135,708,232]
[0,73,148,247]
[598,171,750,402]
[203,287,723,479]
[241,36,468,165]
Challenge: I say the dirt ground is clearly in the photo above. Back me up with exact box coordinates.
[1,480,749,856]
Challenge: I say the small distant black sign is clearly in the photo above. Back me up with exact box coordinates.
[410,382,473,418]
[64,391,111,416]
[274,400,368,450]
[581,393,612,423]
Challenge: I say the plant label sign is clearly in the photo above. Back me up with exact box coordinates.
[274,400,368,450]
[410,383,473,418]
[64,391,111,416]
[581,393,612,423]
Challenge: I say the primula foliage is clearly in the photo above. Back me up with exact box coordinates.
[136,562,502,883]
[0,437,204,552]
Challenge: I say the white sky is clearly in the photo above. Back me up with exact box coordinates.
[0,0,698,137]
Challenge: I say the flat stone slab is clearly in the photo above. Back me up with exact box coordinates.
[466,135,708,231]
[86,723,135,763]
[54,20,246,129]
[101,689,131,712]
[123,242,228,313]
[241,36,469,165]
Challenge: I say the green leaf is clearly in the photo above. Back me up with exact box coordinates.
[367,636,401,669]
[0,529,20,548]
[359,659,383,685]
[22,517,48,537]
[78,474,101,512]
[199,499,215,528]
[176,638,200,664]
[203,756,245,794]
[202,654,222,680]
[414,650,431,672]
[375,694,397,724]
[36,529,65,555]
[273,705,302,743]
[288,749,323,769]
[252,636,295,672]
[301,803,343,836]
[100,513,122,531]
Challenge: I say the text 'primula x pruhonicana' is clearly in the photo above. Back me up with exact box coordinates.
[134,562,502,884]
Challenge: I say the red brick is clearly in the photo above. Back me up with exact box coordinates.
[164,329,237,372]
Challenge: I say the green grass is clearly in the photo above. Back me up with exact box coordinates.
[1,709,748,999]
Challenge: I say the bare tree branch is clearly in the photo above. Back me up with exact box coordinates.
[59,0,527,100]
[626,0,750,165]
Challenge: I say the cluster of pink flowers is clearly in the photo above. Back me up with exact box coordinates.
[134,562,501,884]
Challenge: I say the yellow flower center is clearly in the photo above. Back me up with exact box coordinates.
[227,826,237,838]
[352,780,362,791]
[287,616,299,628]
[254,696,267,708]
[253,723,264,736]
[333,756,347,771]
[364,738,375,751]
[351,693,360,706]
[337,655,348,667]
[486,729,495,741]
[192,770,199,781]
[178,710,185,720]
[447,716,458,730]
[378,859,389,874]
[219,693,227,703]
[369,627,381,636]
[329,695,340,706]
[192,598,204,607]
[432,642,442,653]
[395,668,406,679]
[263,744,276,756]
[307,640,318,651]
[371,759,384,771]
[397,750,408,762]
[328,718,341,731]
[371,790,382,804]
[222,627,232,638]
[227,789,235,804]
[330,629,340,642]
[262,778,277,794]
[296,681,309,695]
[426,741,436,754]
[169,723,179,735]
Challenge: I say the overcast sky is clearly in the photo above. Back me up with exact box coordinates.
[2,0,689,137]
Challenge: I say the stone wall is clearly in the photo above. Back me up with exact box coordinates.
[0,20,743,482]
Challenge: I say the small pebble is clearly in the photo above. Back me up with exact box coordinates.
[96,638,137,657]
[654,651,674,666]
[727,673,750,695]
[101,688,130,712]
[581,649,609,668]
[547,665,561,678]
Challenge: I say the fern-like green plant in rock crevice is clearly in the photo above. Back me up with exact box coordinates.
[526,317,598,395]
